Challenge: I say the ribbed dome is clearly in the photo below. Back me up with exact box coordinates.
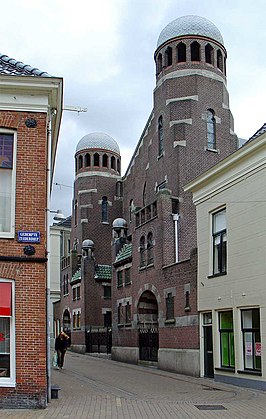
[76,132,120,154]
[157,15,224,48]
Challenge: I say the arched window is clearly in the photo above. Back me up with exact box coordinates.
[85,153,90,167]
[147,232,154,265]
[157,53,162,74]
[140,236,145,267]
[75,157,78,173]
[94,153,99,166]
[217,49,223,71]
[78,155,83,170]
[205,44,214,65]
[190,41,200,61]
[143,182,147,207]
[74,199,78,225]
[111,156,116,170]
[66,274,69,295]
[101,196,108,222]
[165,46,172,66]
[129,199,134,223]
[177,42,186,62]
[116,181,123,198]
[206,109,216,149]
[117,159,120,174]
[158,116,163,156]
[102,154,108,167]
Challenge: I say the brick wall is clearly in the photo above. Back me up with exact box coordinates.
[0,110,48,408]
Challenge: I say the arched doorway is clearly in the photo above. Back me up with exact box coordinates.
[63,309,71,346]
[137,290,159,362]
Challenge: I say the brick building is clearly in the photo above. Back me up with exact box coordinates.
[55,15,238,377]
[0,54,62,407]
[112,15,237,376]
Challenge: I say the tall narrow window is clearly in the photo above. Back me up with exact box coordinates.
[191,41,200,61]
[93,153,99,166]
[117,271,123,288]
[166,292,174,320]
[165,46,172,66]
[78,155,83,170]
[219,311,235,368]
[217,49,223,71]
[177,42,186,62]
[157,53,162,74]
[205,44,214,64]
[143,182,147,207]
[102,154,108,167]
[212,209,227,275]
[207,109,216,149]
[241,309,261,371]
[111,156,116,170]
[140,236,145,268]
[125,302,131,324]
[125,268,131,285]
[158,116,163,156]
[101,196,108,223]
[85,153,90,167]
[74,199,78,225]
[117,159,120,174]
[129,199,134,223]
[147,232,154,265]
[0,133,15,235]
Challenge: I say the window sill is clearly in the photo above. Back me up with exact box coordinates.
[125,281,132,286]
[101,222,109,225]
[165,319,175,325]
[157,152,164,160]
[215,367,235,373]
[237,369,262,376]
[125,323,132,327]
[208,272,227,279]
[117,284,123,289]
[117,324,124,328]
[204,146,220,154]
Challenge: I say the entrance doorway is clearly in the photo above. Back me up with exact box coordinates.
[203,312,214,377]
[137,290,159,362]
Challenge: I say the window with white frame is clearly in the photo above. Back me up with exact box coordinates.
[241,308,261,372]
[0,280,15,386]
[0,132,16,237]
[212,208,227,275]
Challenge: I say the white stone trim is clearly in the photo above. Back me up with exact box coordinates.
[166,95,198,105]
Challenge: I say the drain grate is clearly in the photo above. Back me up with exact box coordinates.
[195,405,227,410]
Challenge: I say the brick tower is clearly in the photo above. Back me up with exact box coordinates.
[112,15,237,375]
[56,132,123,353]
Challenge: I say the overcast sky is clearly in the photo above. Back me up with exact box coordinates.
[1,0,265,219]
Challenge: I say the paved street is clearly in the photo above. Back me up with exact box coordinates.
[0,351,265,418]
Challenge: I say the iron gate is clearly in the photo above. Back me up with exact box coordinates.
[139,327,159,362]
[86,327,112,354]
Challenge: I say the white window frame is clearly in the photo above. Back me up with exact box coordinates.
[0,129,17,238]
[209,206,227,276]
[0,279,16,387]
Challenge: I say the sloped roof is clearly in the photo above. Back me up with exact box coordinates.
[95,265,112,280]
[114,243,132,264]
[248,123,266,142]
[0,53,51,77]
[56,215,72,228]
[70,268,81,284]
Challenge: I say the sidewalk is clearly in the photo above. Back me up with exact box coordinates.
[0,351,265,418]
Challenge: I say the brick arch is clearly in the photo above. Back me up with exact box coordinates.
[135,284,161,309]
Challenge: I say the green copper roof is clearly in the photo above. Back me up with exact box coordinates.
[115,243,132,264]
[70,268,81,284]
[95,264,112,280]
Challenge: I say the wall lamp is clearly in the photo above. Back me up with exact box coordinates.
[48,209,66,221]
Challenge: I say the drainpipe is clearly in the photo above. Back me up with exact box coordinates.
[46,113,52,403]
[172,213,179,263]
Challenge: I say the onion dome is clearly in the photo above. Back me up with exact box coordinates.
[82,239,95,250]
[157,15,224,48]
[112,218,128,232]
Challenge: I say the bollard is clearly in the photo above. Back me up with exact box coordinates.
[51,384,61,399]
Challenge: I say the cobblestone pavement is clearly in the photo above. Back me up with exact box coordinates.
[0,351,265,418]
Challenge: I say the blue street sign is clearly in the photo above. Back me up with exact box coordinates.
[18,231,40,243]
